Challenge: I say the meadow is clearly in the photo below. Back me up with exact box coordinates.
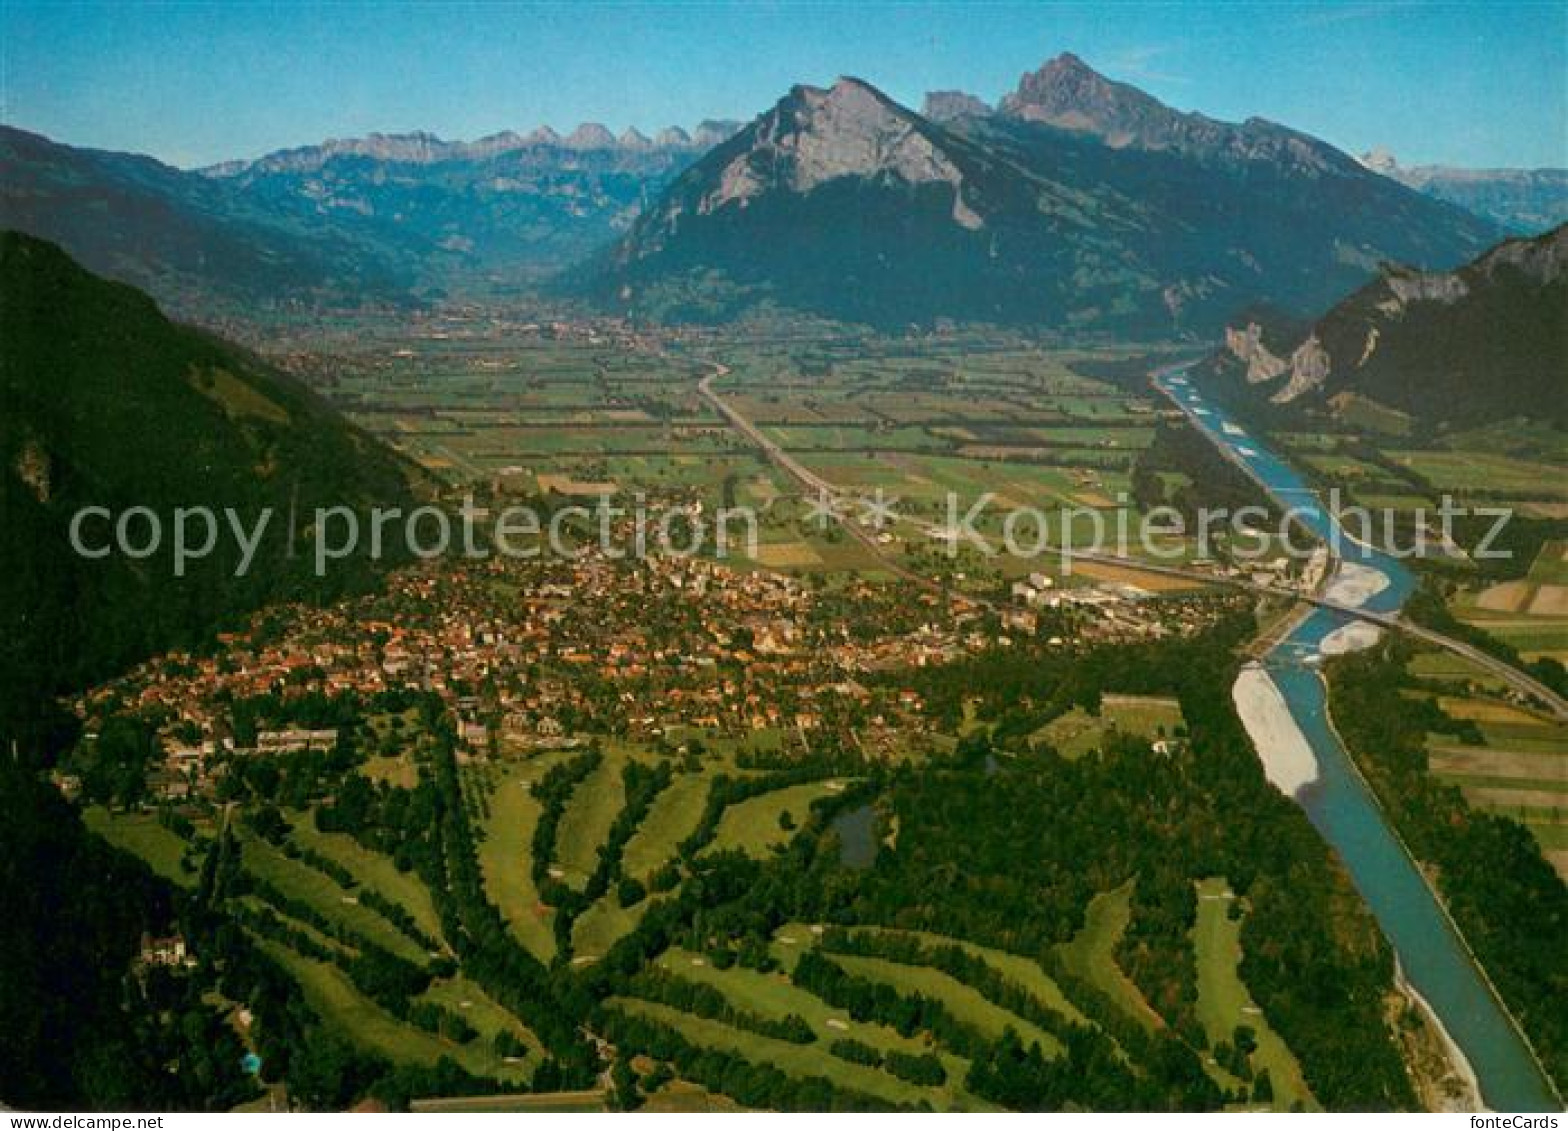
[313,324,1217,594]
[1401,647,1568,880]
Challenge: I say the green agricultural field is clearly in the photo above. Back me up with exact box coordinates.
[1410,649,1568,879]
[83,808,199,887]
[1528,541,1568,586]
[1275,432,1346,454]
[1476,724,1568,754]
[1191,878,1316,1110]
[761,424,946,452]
[1531,822,1568,849]
[1298,452,1402,484]
[1406,650,1509,690]
[1053,884,1165,1032]
[1328,393,1413,436]
[1388,450,1568,500]
[333,330,1177,583]
[1449,608,1568,657]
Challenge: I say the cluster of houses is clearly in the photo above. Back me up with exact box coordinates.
[72,539,1244,807]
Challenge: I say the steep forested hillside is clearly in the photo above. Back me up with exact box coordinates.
[1207,224,1567,426]
[0,231,419,756]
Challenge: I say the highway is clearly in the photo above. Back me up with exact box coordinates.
[697,357,1568,721]
[697,361,960,598]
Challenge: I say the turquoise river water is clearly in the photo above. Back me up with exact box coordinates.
[1156,368,1560,1112]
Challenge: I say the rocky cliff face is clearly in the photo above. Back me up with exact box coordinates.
[682,79,981,229]
[1213,224,1568,424]
[595,57,1499,332]
[1222,321,1332,404]
[1380,265,1469,310]
[693,120,746,148]
[1271,335,1332,403]
[1225,322,1289,384]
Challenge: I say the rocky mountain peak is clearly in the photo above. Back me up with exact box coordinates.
[468,130,525,159]
[565,123,617,149]
[748,77,969,196]
[637,76,983,237]
[1359,147,1400,174]
[922,90,992,123]
[198,118,731,180]
[999,52,1146,136]
[1000,52,1345,175]
[1470,219,1568,283]
[692,119,745,148]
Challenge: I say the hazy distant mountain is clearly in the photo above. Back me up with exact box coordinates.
[203,124,740,284]
[921,90,992,123]
[1211,223,1567,425]
[203,121,746,283]
[0,125,421,318]
[1359,149,1568,235]
[591,54,1499,332]
[201,121,743,175]
[0,119,744,319]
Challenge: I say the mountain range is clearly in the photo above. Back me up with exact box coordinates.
[1360,149,1568,234]
[0,119,740,319]
[0,124,423,318]
[592,55,1502,333]
[1210,222,1567,426]
[199,120,742,288]
[3,53,1563,334]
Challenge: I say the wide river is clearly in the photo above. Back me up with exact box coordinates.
[1156,367,1561,1112]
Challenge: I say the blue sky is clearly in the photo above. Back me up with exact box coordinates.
[2,1,1563,169]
